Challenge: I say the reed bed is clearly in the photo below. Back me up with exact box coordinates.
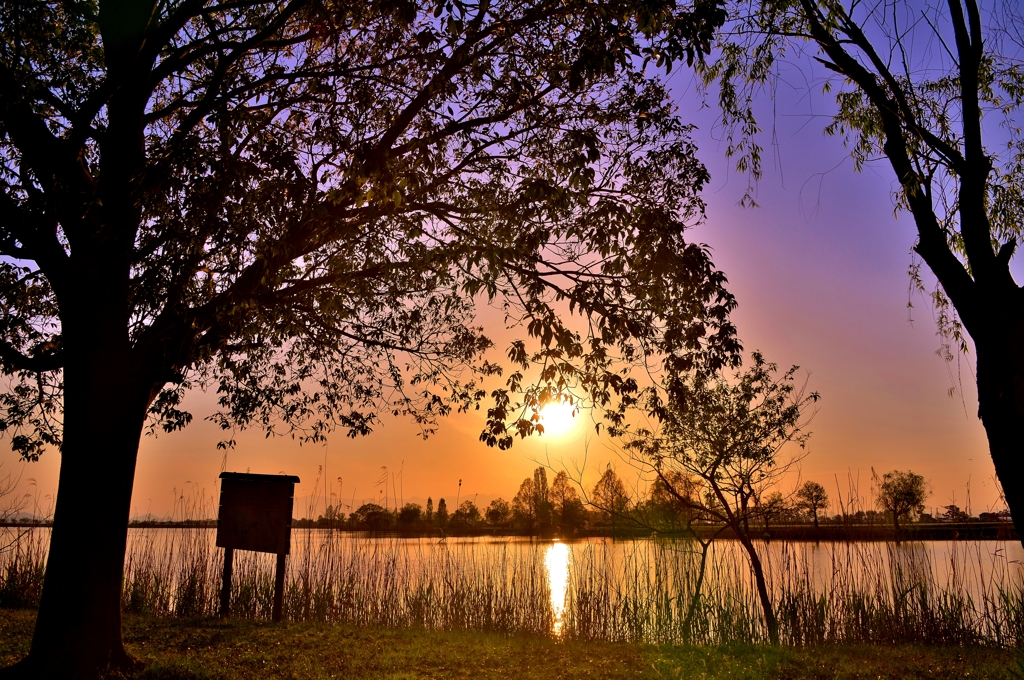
[118,529,553,634]
[0,527,46,609]
[564,538,1024,646]
[2,524,1023,648]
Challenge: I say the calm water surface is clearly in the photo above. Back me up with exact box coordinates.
[6,527,1022,641]
[128,529,1024,624]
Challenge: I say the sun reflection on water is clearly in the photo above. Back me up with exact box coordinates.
[545,542,571,636]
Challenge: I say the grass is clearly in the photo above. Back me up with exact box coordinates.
[0,609,1020,679]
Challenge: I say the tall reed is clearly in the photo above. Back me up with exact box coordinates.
[562,539,1024,646]
[120,528,553,632]
[0,527,46,609]
[2,523,1022,648]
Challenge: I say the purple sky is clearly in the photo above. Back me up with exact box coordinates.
[677,69,1000,516]
[0,67,1004,520]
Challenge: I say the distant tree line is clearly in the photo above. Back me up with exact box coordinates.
[295,468,588,535]
[294,467,633,535]
[289,465,1005,535]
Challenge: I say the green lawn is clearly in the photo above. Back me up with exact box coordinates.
[1,609,1020,679]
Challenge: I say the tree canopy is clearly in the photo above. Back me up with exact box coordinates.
[0,0,737,461]
[876,469,929,530]
[0,1,742,675]
[795,479,828,528]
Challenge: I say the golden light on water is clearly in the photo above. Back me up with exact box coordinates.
[545,542,571,635]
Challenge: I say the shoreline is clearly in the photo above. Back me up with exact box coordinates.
[2,521,1017,541]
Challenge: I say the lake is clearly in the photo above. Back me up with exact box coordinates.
[3,527,1023,645]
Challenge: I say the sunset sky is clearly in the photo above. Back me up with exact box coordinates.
[0,65,1005,521]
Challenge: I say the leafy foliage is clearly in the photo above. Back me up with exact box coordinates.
[484,497,510,525]
[627,352,818,527]
[794,479,828,526]
[875,469,929,529]
[0,0,739,458]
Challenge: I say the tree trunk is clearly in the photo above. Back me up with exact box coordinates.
[974,314,1024,548]
[737,533,779,644]
[682,537,711,642]
[17,278,153,678]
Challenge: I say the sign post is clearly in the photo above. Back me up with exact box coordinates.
[216,472,300,622]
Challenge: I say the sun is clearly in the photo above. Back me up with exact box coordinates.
[537,400,580,438]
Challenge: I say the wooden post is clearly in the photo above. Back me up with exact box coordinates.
[220,547,233,618]
[272,552,286,622]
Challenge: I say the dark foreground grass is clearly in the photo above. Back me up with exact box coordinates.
[1,609,1021,680]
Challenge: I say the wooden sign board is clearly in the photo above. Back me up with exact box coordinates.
[216,472,300,555]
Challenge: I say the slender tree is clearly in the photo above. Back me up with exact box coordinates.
[759,490,788,531]
[549,470,584,532]
[435,498,449,527]
[625,352,819,644]
[531,466,552,527]
[702,0,1024,542]
[0,0,736,675]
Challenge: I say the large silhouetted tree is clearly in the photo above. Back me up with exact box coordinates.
[0,0,739,676]
[701,0,1024,543]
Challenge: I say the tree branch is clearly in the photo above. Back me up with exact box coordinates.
[0,338,63,373]
[799,0,977,315]
[946,0,1001,283]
